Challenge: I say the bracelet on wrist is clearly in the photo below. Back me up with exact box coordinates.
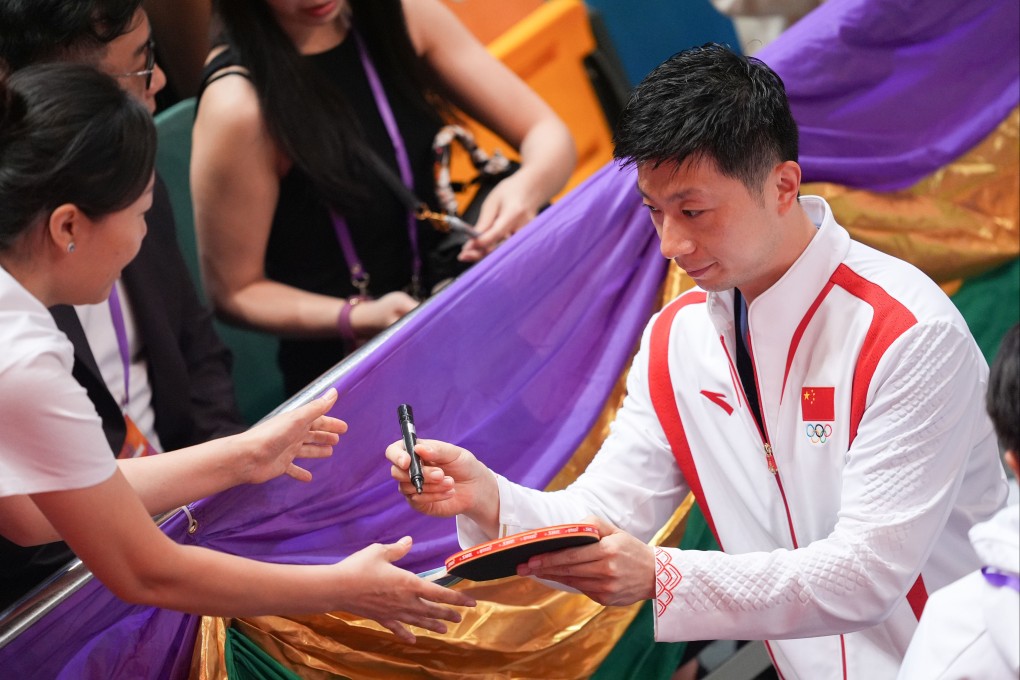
[336,296,367,341]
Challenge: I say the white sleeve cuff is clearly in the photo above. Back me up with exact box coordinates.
[653,546,685,641]
[455,472,522,548]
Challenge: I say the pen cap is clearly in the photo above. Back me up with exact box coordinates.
[397,403,414,425]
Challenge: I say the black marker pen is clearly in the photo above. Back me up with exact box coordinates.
[398,403,424,494]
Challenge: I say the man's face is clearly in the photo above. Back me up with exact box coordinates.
[97,9,166,114]
[637,157,790,303]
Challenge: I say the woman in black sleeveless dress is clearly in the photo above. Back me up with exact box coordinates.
[192,0,576,393]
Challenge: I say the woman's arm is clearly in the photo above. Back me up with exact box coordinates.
[191,76,344,336]
[403,0,577,259]
[191,74,415,339]
[117,388,344,512]
[0,389,344,546]
[30,468,474,640]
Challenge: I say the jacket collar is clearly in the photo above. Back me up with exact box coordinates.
[704,197,850,401]
[706,195,850,337]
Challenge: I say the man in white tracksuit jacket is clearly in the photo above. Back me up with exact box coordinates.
[386,45,1008,679]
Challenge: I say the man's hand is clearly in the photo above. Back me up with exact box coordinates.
[517,516,656,606]
[385,438,500,534]
[332,536,476,643]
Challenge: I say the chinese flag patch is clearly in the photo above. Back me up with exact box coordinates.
[801,386,835,421]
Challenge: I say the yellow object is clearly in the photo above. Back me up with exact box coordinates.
[449,0,616,204]
[441,0,545,46]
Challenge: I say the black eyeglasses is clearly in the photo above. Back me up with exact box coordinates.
[114,37,156,90]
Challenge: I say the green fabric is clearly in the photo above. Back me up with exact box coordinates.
[224,627,305,680]
[950,258,1020,363]
[153,98,286,425]
[591,504,720,679]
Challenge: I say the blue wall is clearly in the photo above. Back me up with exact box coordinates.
[586,0,740,86]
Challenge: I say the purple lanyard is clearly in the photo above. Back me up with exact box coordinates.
[107,284,131,409]
[329,28,421,297]
[982,566,1020,592]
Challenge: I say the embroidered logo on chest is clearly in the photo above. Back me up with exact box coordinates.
[801,386,835,445]
[700,389,733,415]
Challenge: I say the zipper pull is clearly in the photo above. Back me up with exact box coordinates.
[764,442,778,474]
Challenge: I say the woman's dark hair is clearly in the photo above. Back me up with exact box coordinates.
[213,0,449,213]
[0,63,156,251]
[987,323,1020,454]
[614,43,799,194]
[0,0,142,71]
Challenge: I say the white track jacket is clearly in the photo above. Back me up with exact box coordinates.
[458,196,1008,679]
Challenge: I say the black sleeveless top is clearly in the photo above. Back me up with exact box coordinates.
[198,37,442,392]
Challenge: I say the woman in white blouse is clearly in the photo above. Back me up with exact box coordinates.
[0,63,472,640]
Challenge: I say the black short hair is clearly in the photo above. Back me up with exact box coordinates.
[0,0,142,72]
[987,324,1020,453]
[613,43,799,193]
[0,63,156,250]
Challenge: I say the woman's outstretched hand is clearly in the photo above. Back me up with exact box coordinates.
[237,387,346,484]
[333,535,476,643]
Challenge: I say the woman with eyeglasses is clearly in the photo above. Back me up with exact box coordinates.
[191,0,577,394]
[0,63,474,637]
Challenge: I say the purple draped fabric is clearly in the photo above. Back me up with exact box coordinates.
[759,0,1019,191]
[0,162,665,679]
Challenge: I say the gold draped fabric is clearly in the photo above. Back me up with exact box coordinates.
[191,498,694,680]
[804,107,1019,295]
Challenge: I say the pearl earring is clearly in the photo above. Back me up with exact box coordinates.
[67,242,76,254]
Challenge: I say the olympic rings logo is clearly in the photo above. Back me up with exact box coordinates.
[805,423,833,444]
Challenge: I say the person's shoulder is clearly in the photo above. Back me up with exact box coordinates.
[195,49,262,133]
[842,238,965,325]
[199,73,260,122]
[0,275,70,375]
[0,316,75,408]
[400,0,475,54]
[192,66,274,165]
[652,287,711,322]
[640,286,714,351]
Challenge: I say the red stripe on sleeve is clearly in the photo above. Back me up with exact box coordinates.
[648,291,722,544]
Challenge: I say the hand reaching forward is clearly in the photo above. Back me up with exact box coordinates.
[517,516,655,607]
[236,387,347,484]
[385,438,500,534]
[334,536,476,643]
[457,173,539,262]
[348,292,419,345]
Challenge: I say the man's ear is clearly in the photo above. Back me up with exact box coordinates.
[46,203,85,254]
[774,161,802,215]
